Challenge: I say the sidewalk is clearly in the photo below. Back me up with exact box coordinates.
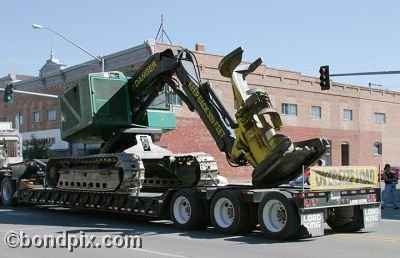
[381,206,400,220]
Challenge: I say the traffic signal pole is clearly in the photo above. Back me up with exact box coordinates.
[330,70,400,77]
[0,87,58,99]
[318,66,400,91]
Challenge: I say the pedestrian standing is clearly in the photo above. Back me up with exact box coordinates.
[382,164,399,209]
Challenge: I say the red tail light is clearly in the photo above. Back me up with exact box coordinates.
[311,199,317,207]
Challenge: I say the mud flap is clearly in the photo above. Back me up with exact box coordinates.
[362,207,381,230]
[300,212,324,237]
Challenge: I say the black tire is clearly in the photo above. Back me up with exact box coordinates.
[1,177,17,206]
[326,206,363,232]
[210,190,249,234]
[258,192,300,240]
[199,200,211,229]
[170,190,205,230]
[241,203,258,233]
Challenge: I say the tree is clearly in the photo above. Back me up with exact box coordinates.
[23,135,51,159]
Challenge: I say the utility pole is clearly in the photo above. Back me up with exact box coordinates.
[32,23,105,72]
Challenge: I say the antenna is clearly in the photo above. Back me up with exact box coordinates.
[155,14,172,44]
[368,82,382,88]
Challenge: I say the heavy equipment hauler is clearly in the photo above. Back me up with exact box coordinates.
[0,45,381,240]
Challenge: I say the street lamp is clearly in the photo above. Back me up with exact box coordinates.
[32,23,104,72]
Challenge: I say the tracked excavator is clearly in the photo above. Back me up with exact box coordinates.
[45,47,328,192]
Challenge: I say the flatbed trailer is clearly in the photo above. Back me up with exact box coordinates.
[1,173,382,240]
[0,46,382,241]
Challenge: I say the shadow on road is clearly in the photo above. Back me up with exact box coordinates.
[1,202,394,244]
[0,204,321,244]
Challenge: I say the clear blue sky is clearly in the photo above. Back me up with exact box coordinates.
[1,0,400,91]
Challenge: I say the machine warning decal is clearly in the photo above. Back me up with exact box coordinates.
[309,166,379,191]
[187,81,226,138]
[134,60,157,87]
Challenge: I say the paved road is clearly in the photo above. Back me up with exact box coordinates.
[0,204,399,258]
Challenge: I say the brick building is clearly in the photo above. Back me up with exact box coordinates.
[1,39,399,180]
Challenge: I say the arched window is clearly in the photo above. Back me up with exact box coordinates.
[373,142,382,155]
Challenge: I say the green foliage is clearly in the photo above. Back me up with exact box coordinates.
[23,135,50,159]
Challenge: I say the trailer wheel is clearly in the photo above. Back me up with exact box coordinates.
[210,190,248,234]
[258,192,300,240]
[327,206,363,232]
[1,177,17,206]
[170,190,204,230]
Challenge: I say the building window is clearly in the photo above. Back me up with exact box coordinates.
[281,103,297,116]
[310,106,321,119]
[47,110,57,121]
[341,142,350,166]
[33,111,40,123]
[373,142,382,155]
[374,112,386,124]
[168,92,182,106]
[17,112,24,126]
[343,109,353,121]
[23,137,55,146]
[0,117,6,122]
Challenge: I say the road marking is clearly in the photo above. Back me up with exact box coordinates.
[335,234,400,242]
[0,226,64,233]
[128,247,187,258]
[0,226,184,257]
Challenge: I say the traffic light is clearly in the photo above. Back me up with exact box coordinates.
[319,65,330,90]
[3,83,14,103]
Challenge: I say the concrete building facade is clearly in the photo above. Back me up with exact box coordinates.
[1,40,399,180]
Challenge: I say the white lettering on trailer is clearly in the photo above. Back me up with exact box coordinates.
[364,214,379,223]
[363,207,381,229]
[303,221,321,229]
[350,199,367,205]
[364,208,379,223]
[301,212,324,236]
[303,214,322,223]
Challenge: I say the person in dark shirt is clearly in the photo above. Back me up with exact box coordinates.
[382,164,399,209]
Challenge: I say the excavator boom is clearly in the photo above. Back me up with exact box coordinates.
[123,47,329,186]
